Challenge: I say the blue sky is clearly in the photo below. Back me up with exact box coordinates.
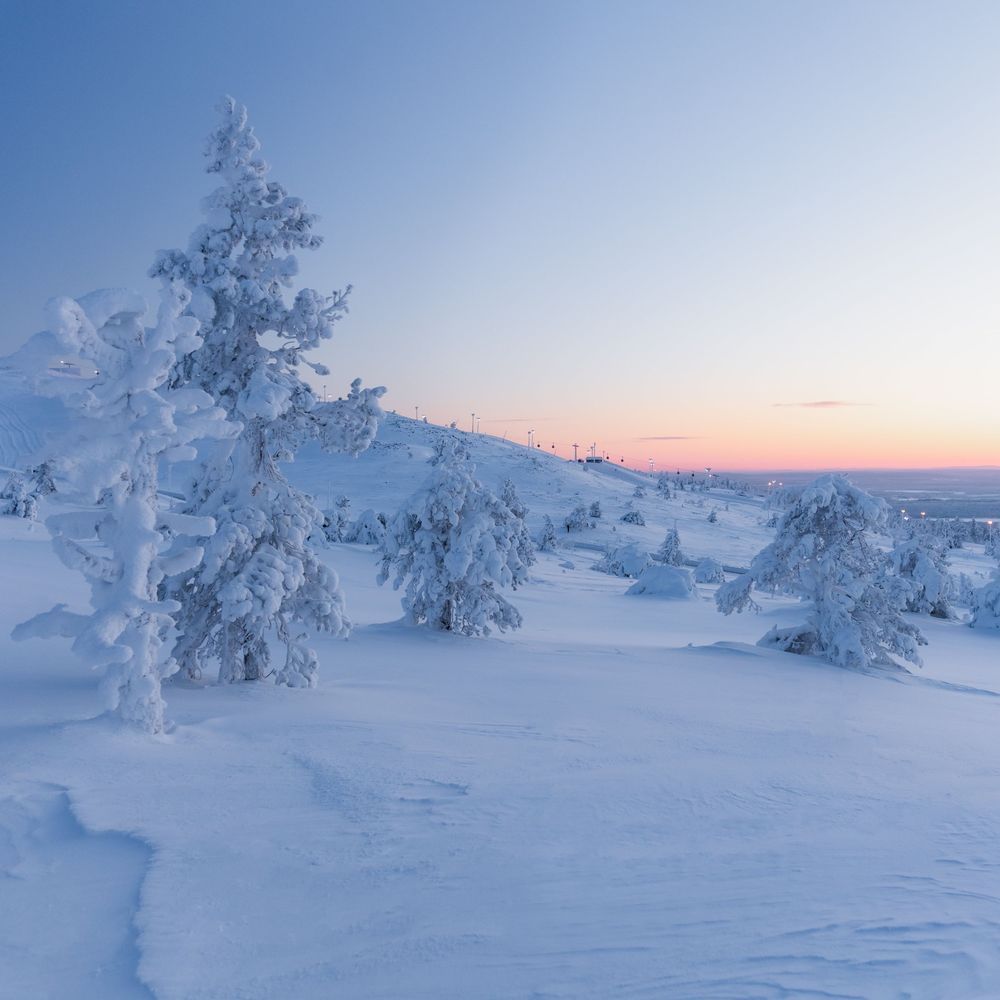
[2,0,999,468]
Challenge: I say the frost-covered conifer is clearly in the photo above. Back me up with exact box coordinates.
[152,98,385,686]
[889,536,955,619]
[322,495,352,544]
[716,475,925,669]
[12,285,230,731]
[621,509,646,526]
[653,528,685,566]
[564,504,592,533]
[589,500,602,519]
[500,478,536,571]
[345,508,387,546]
[377,440,528,635]
[970,572,1000,629]
[537,515,559,552]
[0,472,37,520]
[707,509,718,524]
[694,557,725,584]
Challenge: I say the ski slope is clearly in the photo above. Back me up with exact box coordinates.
[3,410,1000,999]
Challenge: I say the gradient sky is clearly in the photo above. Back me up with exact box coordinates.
[2,0,999,470]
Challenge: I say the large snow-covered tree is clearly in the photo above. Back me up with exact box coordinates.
[12,285,230,732]
[377,440,529,635]
[889,536,956,619]
[500,478,536,572]
[716,474,926,670]
[151,98,384,686]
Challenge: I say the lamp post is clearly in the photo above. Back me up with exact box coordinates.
[471,412,476,433]
[572,443,579,462]
[415,405,419,420]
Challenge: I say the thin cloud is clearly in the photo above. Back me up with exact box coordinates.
[634,435,703,441]
[773,400,871,409]
[479,417,557,424]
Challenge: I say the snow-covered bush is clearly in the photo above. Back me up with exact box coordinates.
[971,562,1000,629]
[889,537,956,619]
[653,528,685,566]
[12,285,231,732]
[345,508,387,546]
[377,440,528,635]
[694,557,725,584]
[593,543,652,578]
[589,500,602,519]
[621,508,645,526]
[152,98,385,686]
[626,565,696,599]
[564,504,592,533]
[537,515,559,552]
[716,475,925,670]
[322,495,352,544]
[0,472,38,520]
[500,479,536,571]
[707,509,718,524]
[633,485,646,499]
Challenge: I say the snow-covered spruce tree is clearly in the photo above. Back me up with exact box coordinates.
[537,515,559,552]
[889,536,956,619]
[0,472,38,520]
[152,98,385,686]
[12,286,230,732]
[654,527,685,566]
[500,478,536,572]
[716,474,926,669]
[564,503,592,533]
[589,499,602,520]
[971,575,1000,629]
[345,508,387,546]
[621,508,645,526]
[377,439,528,635]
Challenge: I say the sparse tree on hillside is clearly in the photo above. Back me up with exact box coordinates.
[378,440,529,635]
[589,500,602,519]
[564,503,592,533]
[716,474,926,669]
[151,98,385,686]
[537,515,559,552]
[653,528,685,566]
[500,478,536,571]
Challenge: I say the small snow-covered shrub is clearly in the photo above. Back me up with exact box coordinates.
[716,474,925,670]
[0,472,38,520]
[346,508,387,546]
[378,440,528,635]
[694,557,725,584]
[322,496,352,543]
[500,479,536,572]
[593,543,652,579]
[971,569,1000,629]
[633,486,646,499]
[653,528,685,566]
[564,504,592,532]
[537,515,559,552]
[589,500,602,519]
[707,509,718,524]
[621,509,645,526]
[626,565,696,599]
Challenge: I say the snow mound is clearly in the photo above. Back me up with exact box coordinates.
[625,564,696,599]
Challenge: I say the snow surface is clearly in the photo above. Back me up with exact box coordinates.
[3,411,1000,998]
